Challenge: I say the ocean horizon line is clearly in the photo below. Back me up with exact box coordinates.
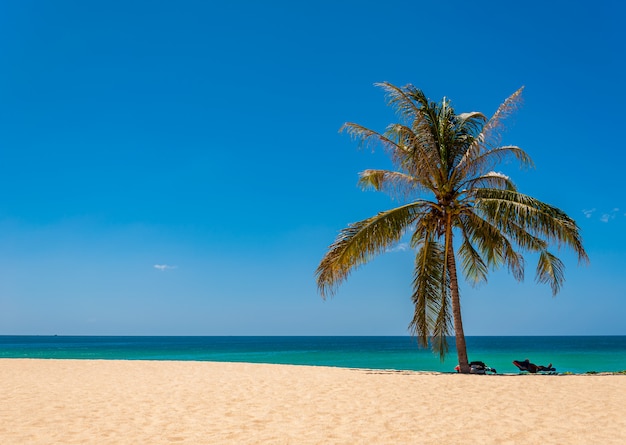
[2,334,625,338]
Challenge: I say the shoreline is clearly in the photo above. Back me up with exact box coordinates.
[1,358,625,444]
[3,356,625,375]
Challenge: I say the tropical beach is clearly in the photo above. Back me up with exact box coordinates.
[1,359,624,444]
[2,2,626,445]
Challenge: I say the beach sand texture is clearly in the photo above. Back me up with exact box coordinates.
[0,359,624,444]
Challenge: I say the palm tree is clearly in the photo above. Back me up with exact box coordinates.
[316,83,588,373]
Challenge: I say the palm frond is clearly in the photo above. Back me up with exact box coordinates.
[458,231,489,285]
[459,145,534,180]
[409,238,450,355]
[383,123,439,181]
[536,250,565,295]
[457,111,487,133]
[430,307,451,360]
[479,87,525,149]
[456,87,526,173]
[316,202,429,298]
[340,122,400,153]
[448,112,486,168]
[375,82,425,123]
[477,203,549,254]
[474,189,588,264]
[358,169,426,199]
[341,121,439,185]
[409,210,444,248]
[462,171,517,191]
[457,211,525,281]
[457,211,504,268]
[430,277,452,360]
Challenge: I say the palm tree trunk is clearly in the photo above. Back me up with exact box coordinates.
[445,220,470,373]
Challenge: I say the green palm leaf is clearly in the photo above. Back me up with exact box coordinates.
[316,202,430,298]
[536,250,565,295]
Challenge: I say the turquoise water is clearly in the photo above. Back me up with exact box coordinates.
[1,336,625,374]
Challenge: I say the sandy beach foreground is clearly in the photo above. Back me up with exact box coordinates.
[0,359,624,444]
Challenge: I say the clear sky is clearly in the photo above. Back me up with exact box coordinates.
[0,0,624,336]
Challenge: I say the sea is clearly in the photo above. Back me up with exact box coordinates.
[1,336,625,374]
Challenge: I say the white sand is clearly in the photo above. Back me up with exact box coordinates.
[0,359,624,444]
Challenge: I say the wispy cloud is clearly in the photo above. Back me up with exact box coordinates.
[600,208,620,223]
[582,208,596,218]
[386,243,410,253]
[583,208,623,223]
[154,264,177,271]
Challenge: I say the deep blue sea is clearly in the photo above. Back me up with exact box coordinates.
[1,336,625,374]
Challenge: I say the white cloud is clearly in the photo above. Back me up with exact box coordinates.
[154,264,177,271]
[386,243,410,253]
[582,208,596,218]
[600,208,620,223]
[583,208,623,223]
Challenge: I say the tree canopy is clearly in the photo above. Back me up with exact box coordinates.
[316,83,588,372]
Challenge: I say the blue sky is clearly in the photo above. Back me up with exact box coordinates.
[0,0,624,336]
